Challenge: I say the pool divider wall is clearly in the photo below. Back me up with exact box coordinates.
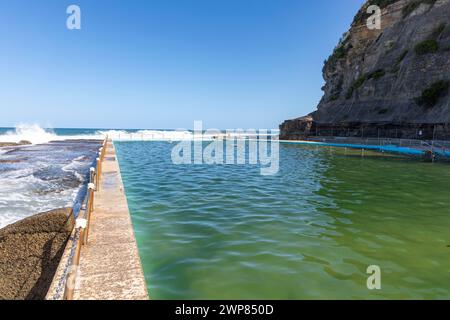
[46,137,149,300]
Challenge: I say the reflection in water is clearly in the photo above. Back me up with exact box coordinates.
[116,141,450,299]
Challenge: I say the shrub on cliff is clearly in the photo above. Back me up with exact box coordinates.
[415,80,450,108]
[345,88,354,100]
[414,39,439,55]
[345,74,368,99]
[325,43,350,71]
[368,69,386,80]
[378,108,390,114]
[328,94,340,102]
[346,70,386,99]
[390,50,409,73]
[354,74,368,88]
[396,50,409,64]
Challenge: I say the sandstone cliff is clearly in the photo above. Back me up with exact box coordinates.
[280,0,450,140]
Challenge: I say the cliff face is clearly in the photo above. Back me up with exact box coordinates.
[281,0,450,140]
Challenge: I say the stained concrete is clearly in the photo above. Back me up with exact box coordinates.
[73,140,149,300]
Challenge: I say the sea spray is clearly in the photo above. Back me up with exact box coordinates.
[0,124,59,144]
[0,124,279,144]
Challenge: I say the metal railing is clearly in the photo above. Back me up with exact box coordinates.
[287,136,450,163]
[55,136,108,300]
[306,136,450,154]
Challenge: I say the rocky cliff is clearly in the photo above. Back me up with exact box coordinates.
[280,0,450,140]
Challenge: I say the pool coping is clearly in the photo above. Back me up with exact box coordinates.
[47,139,149,300]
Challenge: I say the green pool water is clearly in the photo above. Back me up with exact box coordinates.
[115,141,450,300]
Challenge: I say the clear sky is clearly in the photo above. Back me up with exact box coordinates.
[0,0,364,130]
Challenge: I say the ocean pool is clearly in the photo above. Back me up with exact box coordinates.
[115,141,450,299]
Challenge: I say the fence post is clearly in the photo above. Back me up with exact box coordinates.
[83,183,95,245]
[96,158,101,191]
[89,167,95,184]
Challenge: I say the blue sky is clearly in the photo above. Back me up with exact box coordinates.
[0,0,364,129]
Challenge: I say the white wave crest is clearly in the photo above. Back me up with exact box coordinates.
[0,124,279,145]
[0,124,59,144]
[96,129,195,141]
[0,123,106,144]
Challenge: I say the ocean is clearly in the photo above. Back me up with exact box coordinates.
[0,125,191,228]
[0,124,268,227]
[1,125,450,299]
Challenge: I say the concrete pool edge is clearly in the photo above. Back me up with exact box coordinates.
[48,139,149,300]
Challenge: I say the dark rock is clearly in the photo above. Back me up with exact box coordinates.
[0,141,32,147]
[0,159,23,164]
[0,208,74,300]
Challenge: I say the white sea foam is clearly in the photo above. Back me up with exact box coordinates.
[0,124,58,144]
[0,170,80,228]
[96,129,278,141]
[96,129,195,141]
[0,124,279,145]
[0,124,104,144]
[0,125,198,144]
[62,156,87,183]
[0,124,280,228]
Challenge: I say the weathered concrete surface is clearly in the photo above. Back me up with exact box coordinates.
[74,140,148,300]
[0,208,74,300]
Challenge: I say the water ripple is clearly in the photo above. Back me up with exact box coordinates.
[116,141,450,299]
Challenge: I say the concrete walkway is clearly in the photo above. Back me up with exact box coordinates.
[74,140,148,300]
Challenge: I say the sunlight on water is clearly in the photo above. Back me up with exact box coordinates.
[115,141,450,300]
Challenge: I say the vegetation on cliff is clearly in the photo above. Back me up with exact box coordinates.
[281,0,450,140]
[414,23,446,55]
[414,39,439,55]
[416,80,450,108]
[346,69,386,99]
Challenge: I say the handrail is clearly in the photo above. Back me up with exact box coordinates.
[287,135,450,161]
[58,135,108,300]
[300,135,450,150]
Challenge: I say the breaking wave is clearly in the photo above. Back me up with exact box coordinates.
[0,124,279,145]
[0,124,103,144]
